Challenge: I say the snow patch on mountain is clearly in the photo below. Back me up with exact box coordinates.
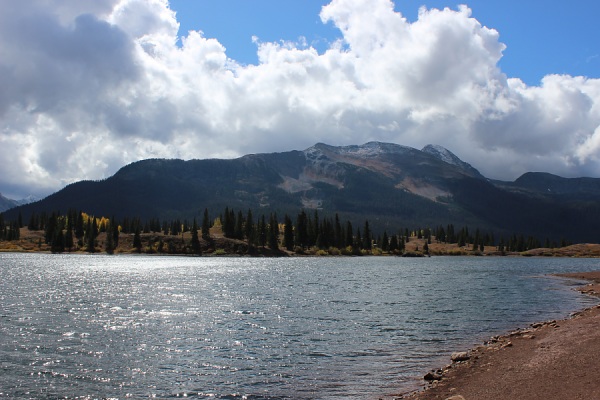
[422,144,483,178]
[16,195,39,205]
[422,145,458,165]
[337,141,415,157]
[305,141,415,159]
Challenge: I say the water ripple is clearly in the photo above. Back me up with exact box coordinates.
[1,253,599,398]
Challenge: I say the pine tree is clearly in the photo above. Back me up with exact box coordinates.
[334,214,342,248]
[258,215,267,249]
[65,221,74,251]
[223,207,231,238]
[51,221,65,253]
[446,224,455,243]
[0,214,4,241]
[436,225,446,243]
[202,208,211,240]
[382,231,389,252]
[85,219,95,253]
[345,221,353,249]
[133,225,142,253]
[362,220,372,250]
[222,207,237,238]
[309,210,319,247]
[190,218,201,254]
[235,210,244,239]
[14,221,21,240]
[245,209,254,245]
[111,217,119,247]
[75,212,84,240]
[457,228,466,247]
[25,213,31,231]
[319,217,333,249]
[268,214,279,250]
[315,233,324,249]
[355,228,362,250]
[45,212,57,244]
[295,210,308,249]
[105,221,115,254]
[3,224,8,241]
[170,220,180,236]
[473,229,481,251]
[283,214,294,250]
[389,234,399,253]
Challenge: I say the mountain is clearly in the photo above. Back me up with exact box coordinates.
[421,144,484,179]
[4,142,600,242]
[0,194,40,213]
[0,194,19,213]
[16,195,40,205]
[497,172,600,200]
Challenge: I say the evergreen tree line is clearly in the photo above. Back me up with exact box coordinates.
[217,207,407,254]
[0,213,20,241]
[40,210,120,254]
[0,207,574,255]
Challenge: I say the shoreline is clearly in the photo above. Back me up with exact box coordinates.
[3,246,600,258]
[3,227,600,258]
[397,271,600,400]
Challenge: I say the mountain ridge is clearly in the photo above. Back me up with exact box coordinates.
[3,142,600,242]
[0,193,39,213]
[421,144,484,179]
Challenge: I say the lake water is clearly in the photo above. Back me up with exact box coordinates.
[1,253,599,399]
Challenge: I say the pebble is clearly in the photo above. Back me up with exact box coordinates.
[451,352,470,362]
[424,370,443,381]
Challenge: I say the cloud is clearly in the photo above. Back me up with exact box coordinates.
[0,0,599,198]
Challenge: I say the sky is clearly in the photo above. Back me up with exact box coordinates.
[0,0,599,200]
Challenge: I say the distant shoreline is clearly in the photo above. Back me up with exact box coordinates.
[3,227,600,258]
[3,245,600,258]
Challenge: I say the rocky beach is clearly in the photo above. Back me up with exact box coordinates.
[400,271,600,400]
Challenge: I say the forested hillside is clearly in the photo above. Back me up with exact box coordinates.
[4,142,600,243]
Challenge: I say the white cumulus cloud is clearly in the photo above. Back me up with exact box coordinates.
[0,0,599,199]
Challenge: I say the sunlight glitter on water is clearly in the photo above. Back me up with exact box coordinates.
[1,253,599,399]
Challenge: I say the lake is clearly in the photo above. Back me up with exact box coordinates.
[1,253,598,399]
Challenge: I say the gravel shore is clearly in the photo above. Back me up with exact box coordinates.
[397,271,600,400]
